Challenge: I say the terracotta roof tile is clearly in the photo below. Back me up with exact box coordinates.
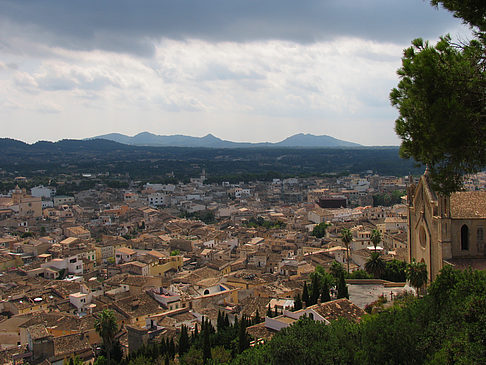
[450,191,486,218]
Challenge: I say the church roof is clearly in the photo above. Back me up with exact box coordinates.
[450,191,486,218]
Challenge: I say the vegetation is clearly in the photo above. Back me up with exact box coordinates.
[244,216,286,229]
[0,139,422,185]
[406,259,428,296]
[340,228,353,273]
[390,1,486,194]
[170,249,181,256]
[310,222,329,239]
[94,309,119,364]
[370,229,381,252]
[372,190,404,207]
[234,266,486,364]
[120,313,261,365]
[180,210,216,225]
[364,252,386,279]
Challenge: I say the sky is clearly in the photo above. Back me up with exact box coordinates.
[0,0,471,145]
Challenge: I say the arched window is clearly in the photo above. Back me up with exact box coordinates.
[477,228,484,242]
[204,289,209,295]
[308,312,314,320]
[461,225,469,250]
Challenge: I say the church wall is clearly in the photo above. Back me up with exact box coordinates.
[450,219,486,257]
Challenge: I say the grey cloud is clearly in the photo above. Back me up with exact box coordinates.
[0,0,461,56]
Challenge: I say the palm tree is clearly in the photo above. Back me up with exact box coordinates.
[94,309,118,364]
[370,229,382,252]
[341,228,353,273]
[406,259,428,297]
[365,252,386,279]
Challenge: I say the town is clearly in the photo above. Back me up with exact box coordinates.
[0,169,485,364]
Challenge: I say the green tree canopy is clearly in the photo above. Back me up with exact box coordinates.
[406,259,428,296]
[94,309,119,365]
[391,0,486,195]
[431,0,486,31]
[311,222,329,239]
[365,252,386,279]
[370,229,381,252]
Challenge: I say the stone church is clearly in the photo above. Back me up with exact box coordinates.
[407,172,486,281]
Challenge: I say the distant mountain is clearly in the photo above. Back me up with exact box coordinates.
[275,133,360,147]
[90,132,360,148]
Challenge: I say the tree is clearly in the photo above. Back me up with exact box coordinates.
[266,304,273,318]
[202,325,211,363]
[406,259,428,296]
[302,281,310,307]
[94,309,118,365]
[370,229,381,252]
[390,34,486,194]
[320,276,332,303]
[430,0,486,31]
[178,324,190,357]
[238,316,250,354]
[311,222,329,239]
[336,271,349,299]
[293,293,303,311]
[64,356,83,365]
[383,260,407,282]
[330,260,346,279]
[365,252,386,279]
[341,228,353,273]
[309,272,321,305]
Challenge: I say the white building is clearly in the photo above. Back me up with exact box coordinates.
[31,185,56,198]
[148,193,168,207]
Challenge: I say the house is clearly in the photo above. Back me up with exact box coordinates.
[121,261,149,276]
[53,196,74,206]
[115,247,136,264]
[246,298,365,340]
[64,226,91,239]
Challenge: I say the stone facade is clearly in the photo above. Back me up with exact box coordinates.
[407,174,486,281]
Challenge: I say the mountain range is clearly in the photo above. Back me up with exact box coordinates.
[90,132,361,148]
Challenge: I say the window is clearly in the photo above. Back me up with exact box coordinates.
[477,228,484,242]
[419,226,427,248]
[461,225,469,250]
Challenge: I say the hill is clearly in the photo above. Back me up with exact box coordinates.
[0,138,419,180]
[91,132,361,148]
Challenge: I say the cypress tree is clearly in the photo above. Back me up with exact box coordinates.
[293,293,303,311]
[302,281,310,307]
[254,309,261,324]
[178,325,189,357]
[266,304,272,318]
[321,279,331,302]
[169,338,176,359]
[310,274,321,305]
[202,326,211,364]
[217,310,223,332]
[238,316,249,354]
[337,271,349,299]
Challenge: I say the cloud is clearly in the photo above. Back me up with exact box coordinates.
[0,0,463,56]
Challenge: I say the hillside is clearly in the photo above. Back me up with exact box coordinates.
[91,132,361,148]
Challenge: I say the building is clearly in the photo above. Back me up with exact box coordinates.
[53,196,75,206]
[407,173,486,281]
[31,186,56,198]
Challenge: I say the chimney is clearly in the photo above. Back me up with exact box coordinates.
[302,301,307,309]
[317,298,322,305]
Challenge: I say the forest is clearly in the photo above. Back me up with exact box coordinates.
[0,138,421,181]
